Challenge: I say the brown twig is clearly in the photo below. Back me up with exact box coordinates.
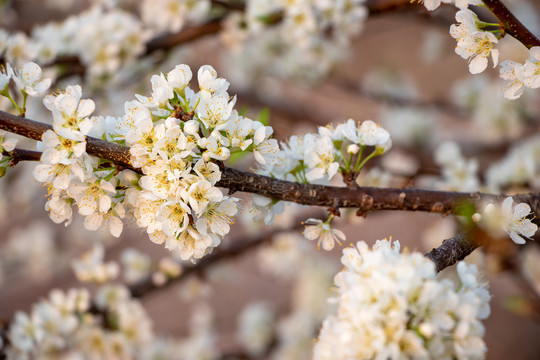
[130,228,278,298]
[482,0,540,49]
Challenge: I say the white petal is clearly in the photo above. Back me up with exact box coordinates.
[510,231,526,245]
[469,55,488,74]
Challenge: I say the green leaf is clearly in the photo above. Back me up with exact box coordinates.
[227,151,249,166]
[257,108,270,126]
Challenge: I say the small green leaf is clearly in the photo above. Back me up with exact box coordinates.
[257,108,270,126]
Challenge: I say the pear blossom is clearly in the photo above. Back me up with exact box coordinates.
[224,113,254,150]
[33,161,85,190]
[10,62,51,97]
[303,218,346,251]
[250,194,284,225]
[313,239,490,360]
[481,196,538,244]
[195,197,239,236]
[43,85,95,141]
[183,179,223,215]
[500,60,526,100]
[167,63,193,91]
[450,9,499,74]
[166,225,218,261]
[304,134,340,181]
[252,124,279,166]
[336,119,391,151]
[68,178,116,217]
[198,65,230,99]
[39,129,86,164]
[45,190,75,225]
[136,73,174,108]
[523,46,540,89]
[197,92,236,130]
[157,200,191,238]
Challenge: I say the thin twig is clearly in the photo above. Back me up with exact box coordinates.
[129,227,281,298]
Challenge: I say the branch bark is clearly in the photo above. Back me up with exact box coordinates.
[482,0,540,49]
[3,110,540,217]
[425,233,478,273]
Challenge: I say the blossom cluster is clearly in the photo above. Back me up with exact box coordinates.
[422,0,540,101]
[252,119,391,228]
[0,2,210,81]
[31,64,290,262]
[258,119,391,184]
[6,286,153,359]
[500,47,540,100]
[4,283,219,359]
[313,239,491,360]
[0,0,367,86]
[222,0,368,83]
[450,9,499,75]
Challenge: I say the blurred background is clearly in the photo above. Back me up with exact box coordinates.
[1,0,540,358]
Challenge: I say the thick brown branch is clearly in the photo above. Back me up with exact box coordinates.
[0,111,134,170]
[482,0,540,49]
[4,110,540,217]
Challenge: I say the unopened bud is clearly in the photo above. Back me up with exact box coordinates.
[347,144,360,154]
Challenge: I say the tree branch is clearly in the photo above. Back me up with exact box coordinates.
[129,220,308,298]
[425,233,478,272]
[482,0,540,49]
[3,110,540,218]
[45,0,419,78]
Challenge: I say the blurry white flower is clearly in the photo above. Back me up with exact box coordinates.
[10,62,51,97]
[72,244,119,284]
[481,196,538,244]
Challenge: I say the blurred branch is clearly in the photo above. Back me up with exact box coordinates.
[333,77,469,118]
[129,226,285,298]
[482,0,540,49]
[46,0,421,78]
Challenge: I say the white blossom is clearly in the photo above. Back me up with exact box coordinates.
[303,218,346,251]
[450,9,499,74]
[481,196,538,244]
[313,239,490,360]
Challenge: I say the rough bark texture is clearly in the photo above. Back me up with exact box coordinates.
[3,110,540,218]
[425,234,478,273]
[0,111,134,169]
[482,0,540,49]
